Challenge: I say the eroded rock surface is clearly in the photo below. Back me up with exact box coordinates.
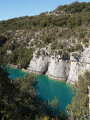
[27,46,90,84]
[67,46,90,84]
[47,57,69,81]
[27,56,49,74]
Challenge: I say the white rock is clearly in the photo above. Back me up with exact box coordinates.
[27,56,49,74]
[7,50,12,55]
[27,46,90,84]
[68,46,90,84]
[47,57,69,81]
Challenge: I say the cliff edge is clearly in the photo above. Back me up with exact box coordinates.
[27,46,90,84]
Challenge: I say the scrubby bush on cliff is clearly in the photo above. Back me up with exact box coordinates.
[82,38,89,44]
[72,53,80,60]
[9,48,33,68]
[67,46,76,52]
[61,50,70,60]
[84,43,89,48]
[75,43,83,52]
[51,41,57,50]
[36,50,41,58]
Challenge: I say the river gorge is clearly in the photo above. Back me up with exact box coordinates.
[5,65,74,112]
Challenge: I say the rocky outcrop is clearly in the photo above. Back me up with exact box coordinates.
[27,46,90,85]
[27,56,49,74]
[67,46,90,84]
[47,56,70,81]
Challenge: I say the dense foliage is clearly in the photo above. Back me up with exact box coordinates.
[57,1,90,14]
[0,2,90,68]
[0,2,90,119]
[66,71,90,120]
[0,47,33,68]
[0,66,67,120]
[0,35,7,47]
[0,2,90,32]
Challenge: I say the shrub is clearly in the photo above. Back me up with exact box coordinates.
[67,46,76,52]
[61,50,70,60]
[51,42,57,50]
[84,43,89,47]
[41,50,45,56]
[36,50,41,58]
[57,43,64,49]
[75,44,83,52]
[72,53,80,60]
[58,50,62,55]
[82,38,89,44]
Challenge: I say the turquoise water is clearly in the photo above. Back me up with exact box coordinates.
[4,66,74,112]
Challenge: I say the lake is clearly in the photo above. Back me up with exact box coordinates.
[4,66,74,112]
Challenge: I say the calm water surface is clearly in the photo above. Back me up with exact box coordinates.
[5,66,74,112]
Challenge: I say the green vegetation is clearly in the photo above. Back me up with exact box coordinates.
[0,2,90,119]
[0,2,90,67]
[1,65,90,120]
[0,35,7,47]
[9,48,33,68]
[0,48,33,69]
[82,38,89,44]
[0,66,67,120]
[72,53,80,60]
[61,50,70,60]
[66,71,90,120]
[56,1,90,14]
[0,2,90,32]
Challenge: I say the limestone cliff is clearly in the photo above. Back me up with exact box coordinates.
[27,46,90,85]
[27,56,49,74]
[67,46,90,84]
[0,2,90,85]
[47,56,69,81]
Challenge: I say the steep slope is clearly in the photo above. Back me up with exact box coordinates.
[27,45,90,84]
[67,45,90,84]
[0,2,90,84]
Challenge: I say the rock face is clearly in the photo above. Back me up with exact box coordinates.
[67,62,85,84]
[27,56,49,74]
[27,46,90,84]
[67,46,90,84]
[47,57,69,81]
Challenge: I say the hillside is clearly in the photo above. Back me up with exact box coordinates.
[0,2,90,84]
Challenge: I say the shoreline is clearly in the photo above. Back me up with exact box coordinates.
[6,64,74,86]
[47,75,75,86]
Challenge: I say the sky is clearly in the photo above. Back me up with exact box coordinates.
[0,0,90,21]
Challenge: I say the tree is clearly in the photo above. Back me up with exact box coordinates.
[0,66,17,119]
[0,66,66,120]
[0,66,38,119]
[66,71,90,120]
[0,35,7,47]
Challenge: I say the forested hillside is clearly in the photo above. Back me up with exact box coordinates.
[0,2,90,68]
[0,2,90,120]
[0,65,67,120]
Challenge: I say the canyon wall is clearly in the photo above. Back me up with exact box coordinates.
[27,46,90,84]
[27,56,49,74]
[47,57,69,81]
[67,46,90,84]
